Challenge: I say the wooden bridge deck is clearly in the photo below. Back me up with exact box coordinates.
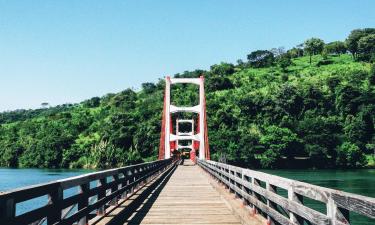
[96,160,258,225]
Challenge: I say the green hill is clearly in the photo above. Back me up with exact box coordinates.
[1,29,375,169]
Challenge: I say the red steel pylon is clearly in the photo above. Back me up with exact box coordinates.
[158,76,210,160]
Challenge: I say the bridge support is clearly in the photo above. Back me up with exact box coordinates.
[158,76,210,160]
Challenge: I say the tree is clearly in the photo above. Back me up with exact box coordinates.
[102,112,136,150]
[206,76,234,91]
[344,109,374,150]
[287,47,304,58]
[259,125,301,168]
[304,38,325,64]
[357,34,375,62]
[370,64,375,85]
[210,63,235,77]
[110,89,137,109]
[276,53,292,71]
[336,142,366,168]
[275,84,303,117]
[247,50,274,68]
[141,82,157,94]
[335,85,362,115]
[324,41,347,55]
[305,144,329,168]
[297,115,342,164]
[346,28,375,59]
[83,97,100,108]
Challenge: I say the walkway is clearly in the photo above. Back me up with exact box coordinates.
[97,160,246,225]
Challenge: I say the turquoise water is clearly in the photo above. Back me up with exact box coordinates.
[261,169,375,225]
[0,168,374,224]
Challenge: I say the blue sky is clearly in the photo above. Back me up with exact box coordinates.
[0,0,374,111]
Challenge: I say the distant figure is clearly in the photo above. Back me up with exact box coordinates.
[180,158,185,165]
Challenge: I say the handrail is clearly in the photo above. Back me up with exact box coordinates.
[198,159,375,225]
[0,159,173,225]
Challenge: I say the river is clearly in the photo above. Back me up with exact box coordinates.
[0,168,374,224]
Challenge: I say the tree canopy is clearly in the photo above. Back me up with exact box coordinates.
[1,28,375,169]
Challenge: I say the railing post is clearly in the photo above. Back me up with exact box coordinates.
[127,169,133,197]
[252,178,260,215]
[288,187,304,225]
[132,167,138,192]
[78,183,89,225]
[47,185,63,225]
[241,170,248,207]
[97,178,107,216]
[0,198,15,223]
[266,183,277,225]
[327,198,350,225]
[109,174,119,206]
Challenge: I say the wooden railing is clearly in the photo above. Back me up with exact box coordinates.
[198,160,375,225]
[0,159,174,225]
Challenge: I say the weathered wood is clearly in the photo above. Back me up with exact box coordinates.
[288,188,304,225]
[0,158,173,225]
[47,185,63,225]
[198,159,375,225]
[77,183,89,225]
[97,160,256,225]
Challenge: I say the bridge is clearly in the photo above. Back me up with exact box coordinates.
[1,77,375,225]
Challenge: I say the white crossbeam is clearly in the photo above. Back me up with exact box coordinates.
[170,78,201,85]
[170,134,200,142]
[170,105,200,113]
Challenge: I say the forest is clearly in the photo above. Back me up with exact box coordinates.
[1,28,375,169]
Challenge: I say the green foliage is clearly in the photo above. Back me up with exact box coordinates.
[370,64,375,85]
[0,28,374,169]
[287,47,304,58]
[357,34,375,62]
[304,38,325,64]
[346,28,375,59]
[259,126,301,168]
[324,41,347,55]
[276,53,292,71]
[336,142,366,168]
[247,50,275,68]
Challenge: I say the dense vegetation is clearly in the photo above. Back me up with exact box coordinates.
[1,28,375,169]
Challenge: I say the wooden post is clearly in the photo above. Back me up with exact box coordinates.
[288,187,304,225]
[121,171,128,199]
[0,198,15,223]
[97,178,107,216]
[241,170,248,207]
[132,168,137,193]
[327,198,350,225]
[78,183,89,225]
[266,183,277,225]
[47,185,63,225]
[109,175,119,206]
[252,178,260,215]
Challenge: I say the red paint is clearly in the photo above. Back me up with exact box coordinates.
[203,92,210,160]
[158,88,167,160]
[190,150,196,162]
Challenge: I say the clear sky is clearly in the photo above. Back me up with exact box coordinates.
[0,0,374,111]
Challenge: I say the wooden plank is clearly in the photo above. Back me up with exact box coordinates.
[96,161,252,225]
